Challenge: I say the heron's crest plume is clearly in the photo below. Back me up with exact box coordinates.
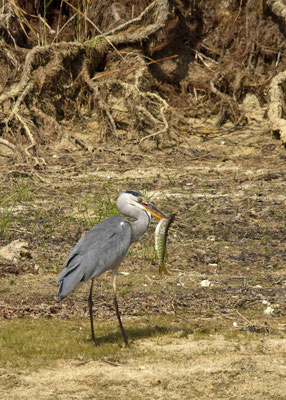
[125,190,144,197]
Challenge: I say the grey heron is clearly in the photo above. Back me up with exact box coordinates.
[57,190,167,346]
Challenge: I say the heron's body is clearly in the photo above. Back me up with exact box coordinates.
[58,216,133,299]
[57,190,166,346]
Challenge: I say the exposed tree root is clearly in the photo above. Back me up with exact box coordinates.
[266,0,286,144]
[1,0,286,163]
[0,0,172,162]
[139,92,170,144]
[266,0,286,18]
[268,70,286,143]
[0,40,107,161]
[209,81,240,124]
[0,138,15,151]
[105,0,169,44]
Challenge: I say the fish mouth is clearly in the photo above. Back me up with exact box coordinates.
[140,201,168,220]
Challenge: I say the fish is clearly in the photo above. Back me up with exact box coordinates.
[155,214,175,274]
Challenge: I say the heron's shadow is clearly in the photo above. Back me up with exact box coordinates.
[89,324,192,346]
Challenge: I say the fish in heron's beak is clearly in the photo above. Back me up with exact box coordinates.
[140,200,168,220]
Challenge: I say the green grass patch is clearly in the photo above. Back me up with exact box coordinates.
[0,315,192,371]
[0,178,38,237]
[0,179,37,207]
[0,318,121,371]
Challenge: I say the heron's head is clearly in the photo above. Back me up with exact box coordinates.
[117,190,167,220]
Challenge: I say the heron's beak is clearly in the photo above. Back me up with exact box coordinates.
[141,201,168,220]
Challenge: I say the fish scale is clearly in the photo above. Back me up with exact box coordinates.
[155,214,175,274]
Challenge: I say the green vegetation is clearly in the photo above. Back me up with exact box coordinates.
[0,179,37,237]
[1,315,279,373]
[0,318,119,370]
[0,315,192,371]
[0,179,36,206]
[0,177,119,242]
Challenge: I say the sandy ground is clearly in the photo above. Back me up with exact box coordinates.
[1,336,286,400]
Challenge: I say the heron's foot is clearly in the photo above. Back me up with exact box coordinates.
[122,333,129,347]
[91,338,99,347]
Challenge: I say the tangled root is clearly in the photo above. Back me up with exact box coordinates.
[0,0,171,162]
[1,0,286,163]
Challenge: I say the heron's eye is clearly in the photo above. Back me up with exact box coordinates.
[138,197,145,203]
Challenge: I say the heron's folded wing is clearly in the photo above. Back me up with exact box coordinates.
[57,216,132,298]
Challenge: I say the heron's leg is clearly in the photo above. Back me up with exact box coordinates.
[88,278,97,345]
[113,270,129,347]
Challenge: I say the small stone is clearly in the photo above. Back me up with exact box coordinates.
[201,279,211,288]
[0,240,29,262]
[264,306,274,315]
[34,264,40,272]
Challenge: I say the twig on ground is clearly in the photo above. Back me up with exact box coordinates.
[235,309,253,326]
[104,110,119,145]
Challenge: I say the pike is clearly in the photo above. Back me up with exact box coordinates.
[155,214,175,274]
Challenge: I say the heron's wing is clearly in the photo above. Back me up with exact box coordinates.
[57,216,132,298]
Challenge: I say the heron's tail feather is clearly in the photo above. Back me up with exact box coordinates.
[58,264,84,299]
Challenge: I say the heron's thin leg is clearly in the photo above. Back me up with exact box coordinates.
[88,278,97,345]
[113,270,129,347]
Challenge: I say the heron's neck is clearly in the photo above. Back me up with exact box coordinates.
[129,210,150,242]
